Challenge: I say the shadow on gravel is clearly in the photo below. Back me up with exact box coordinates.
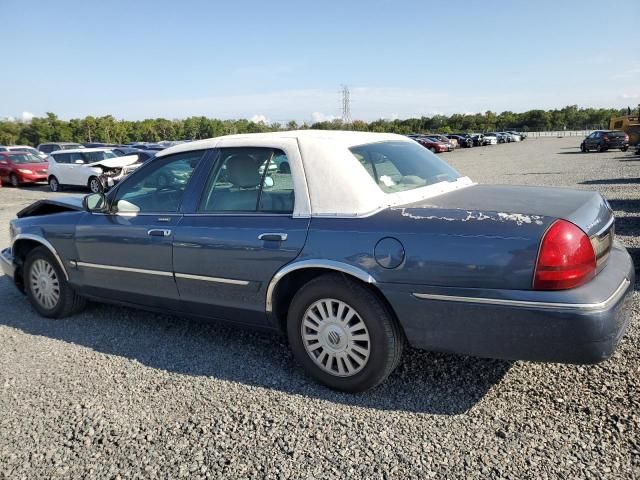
[612,216,640,236]
[557,151,585,155]
[607,199,640,214]
[0,281,511,415]
[580,178,640,185]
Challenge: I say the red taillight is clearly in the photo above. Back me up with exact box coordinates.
[603,134,609,142]
[533,220,596,290]
[624,133,629,141]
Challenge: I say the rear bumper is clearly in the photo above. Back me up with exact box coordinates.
[381,242,635,364]
[0,247,16,280]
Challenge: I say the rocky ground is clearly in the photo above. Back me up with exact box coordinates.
[0,136,638,479]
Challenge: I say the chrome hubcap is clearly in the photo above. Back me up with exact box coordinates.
[90,179,100,192]
[301,298,371,377]
[30,259,60,309]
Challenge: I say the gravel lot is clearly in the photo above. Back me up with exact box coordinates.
[0,137,638,479]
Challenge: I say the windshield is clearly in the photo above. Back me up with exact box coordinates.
[8,153,45,164]
[350,141,462,193]
[8,147,41,156]
[82,151,117,162]
[62,144,84,150]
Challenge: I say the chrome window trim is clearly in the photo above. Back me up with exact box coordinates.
[12,234,69,280]
[175,272,249,286]
[75,261,173,277]
[412,278,630,311]
[266,260,377,313]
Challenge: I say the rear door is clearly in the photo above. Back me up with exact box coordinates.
[173,145,310,325]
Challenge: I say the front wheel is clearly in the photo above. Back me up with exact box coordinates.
[581,144,587,152]
[10,174,19,187]
[429,147,436,153]
[88,176,103,193]
[24,246,86,318]
[287,274,404,392]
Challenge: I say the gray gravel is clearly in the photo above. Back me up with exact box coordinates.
[0,137,638,479]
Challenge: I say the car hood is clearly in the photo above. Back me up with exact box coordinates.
[398,184,612,237]
[86,155,139,168]
[16,196,84,218]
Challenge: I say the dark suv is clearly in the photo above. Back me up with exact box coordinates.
[581,131,629,152]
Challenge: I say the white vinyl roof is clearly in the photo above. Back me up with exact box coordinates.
[156,130,473,218]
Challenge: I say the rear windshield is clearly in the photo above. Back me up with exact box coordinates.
[607,131,626,137]
[350,141,462,193]
[82,151,117,162]
[8,153,45,164]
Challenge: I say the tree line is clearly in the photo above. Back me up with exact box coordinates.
[0,105,626,146]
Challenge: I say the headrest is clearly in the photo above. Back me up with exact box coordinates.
[226,154,261,188]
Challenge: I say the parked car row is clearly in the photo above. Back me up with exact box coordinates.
[407,130,527,152]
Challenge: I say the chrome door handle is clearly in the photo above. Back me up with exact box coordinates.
[258,232,288,242]
[147,229,172,237]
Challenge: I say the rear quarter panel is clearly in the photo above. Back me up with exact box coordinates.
[301,207,553,290]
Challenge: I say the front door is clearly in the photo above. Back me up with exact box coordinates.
[173,146,309,325]
[73,150,207,308]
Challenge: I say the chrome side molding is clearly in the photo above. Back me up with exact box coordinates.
[75,261,173,277]
[413,278,630,311]
[175,272,249,285]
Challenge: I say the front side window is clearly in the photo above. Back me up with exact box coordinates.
[199,148,294,213]
[81,150,117,163]
[113,151,203,213]
[350,141,462,194]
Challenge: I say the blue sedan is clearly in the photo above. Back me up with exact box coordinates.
[1,131,634,392]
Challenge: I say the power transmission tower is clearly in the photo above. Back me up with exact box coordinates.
[341,85,352,125]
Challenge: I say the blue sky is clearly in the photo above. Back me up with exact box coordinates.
[2,0,639,123]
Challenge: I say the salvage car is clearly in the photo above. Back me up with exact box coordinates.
[46,148,142,193]
[0,131,634,392]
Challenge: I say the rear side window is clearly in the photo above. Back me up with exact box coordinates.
[199,148,294,213]
[350,141,462,193]
[53,153,70,163]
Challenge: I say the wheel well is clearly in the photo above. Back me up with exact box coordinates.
[270,267,403,335]
[11,239,43,291]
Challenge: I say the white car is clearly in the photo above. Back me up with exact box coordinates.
[483,135,498,145]
[0,145,48,160]
[47,148,141,193]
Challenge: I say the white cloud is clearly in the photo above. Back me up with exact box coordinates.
[21,111,34,122]
[620,92,639,100]
[250,114,269,124]
[311,112,338,123]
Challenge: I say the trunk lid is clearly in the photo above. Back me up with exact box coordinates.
[416,184,613,237]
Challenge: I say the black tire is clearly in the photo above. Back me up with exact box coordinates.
[429,147,436,153]
[24,246,86,318]
[88,176,103,193]
[49,176,62,192]
[287,273,404,392]
[622,146,629,152]
[581,143,587,152]
[9,174,19,187]
[596,144,604,152]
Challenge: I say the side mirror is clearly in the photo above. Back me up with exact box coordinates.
[74,159,85,164]
[83,193,108,212]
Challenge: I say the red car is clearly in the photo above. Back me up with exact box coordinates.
[0,151,49,186]
[414,136,449,153]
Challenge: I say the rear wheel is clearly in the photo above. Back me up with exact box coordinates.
[597,144,604,152]
[49,176,61,192]
[88,176,103,193]
[429,147,436,153]
[9,174,19,187]
[622,146,629,152]
[24,246,86,318]
[287,273,404,392]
